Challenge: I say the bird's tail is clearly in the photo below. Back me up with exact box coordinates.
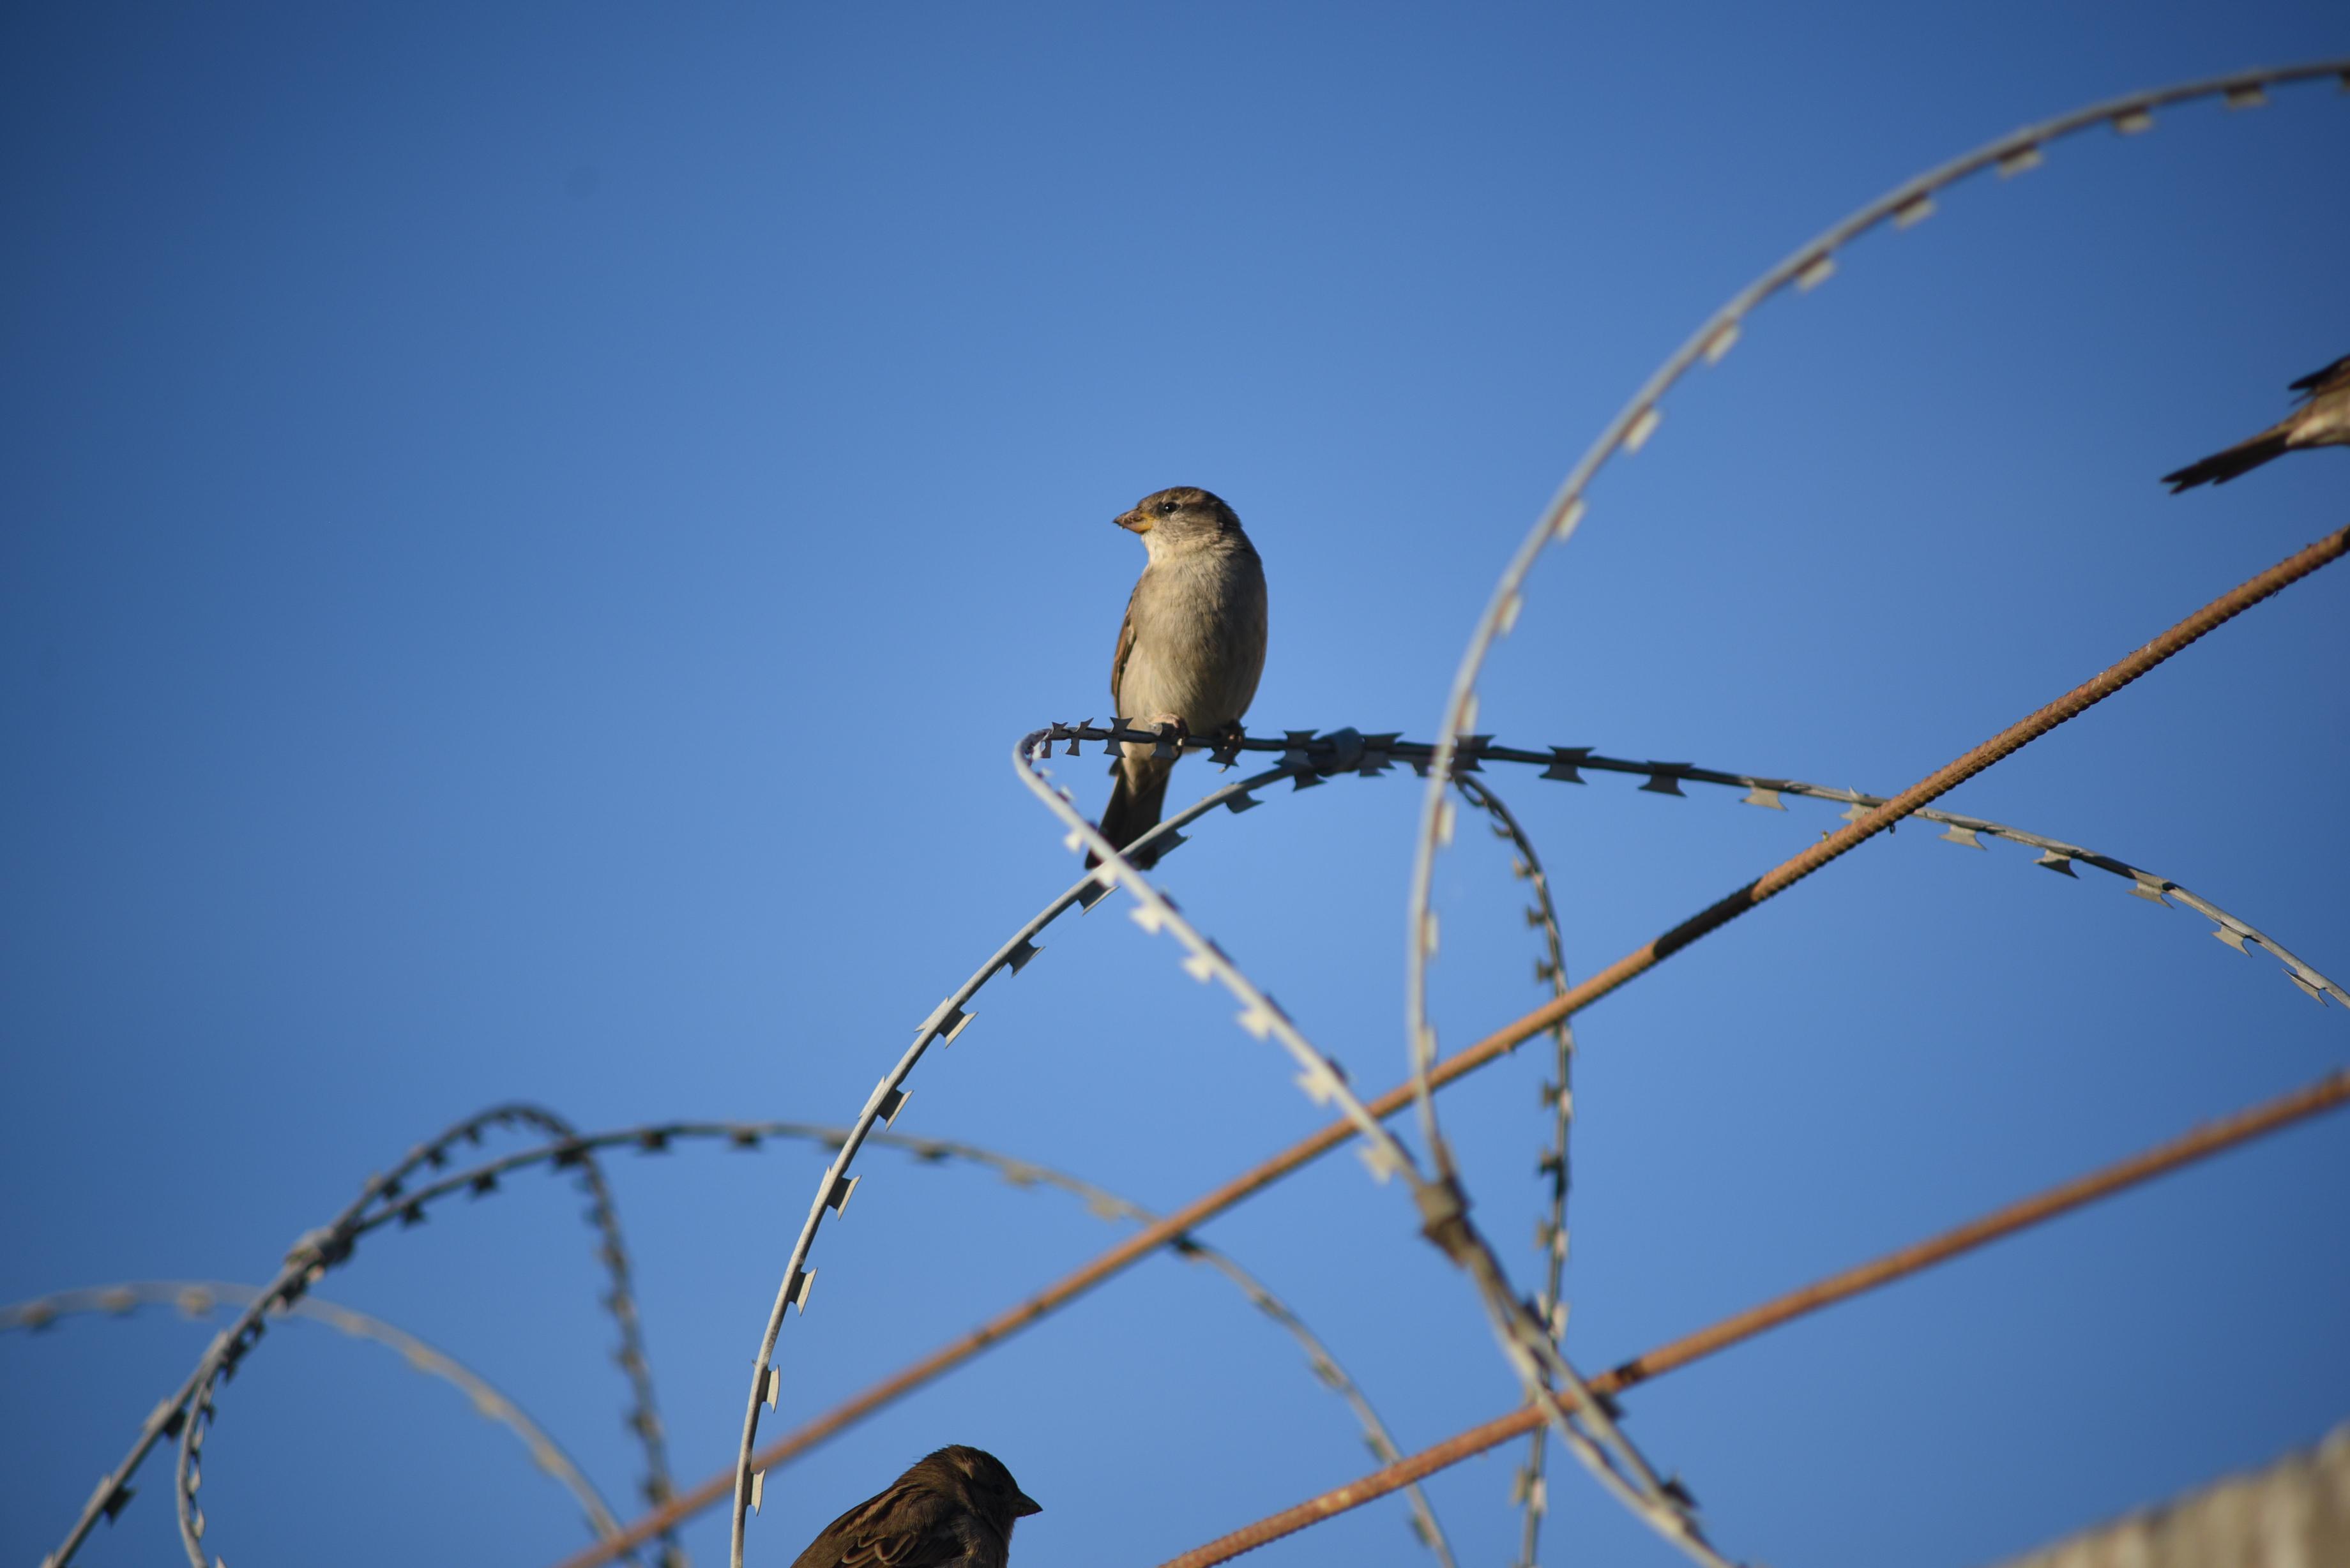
[1090,757,1172,870]
[2162,421,2294,492]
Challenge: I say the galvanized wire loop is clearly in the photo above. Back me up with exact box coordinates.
[1015,728,1731,1568]
[559,712,2342,1564]
[1451,774,1579,1565]
[6,1281,642,1562]
[1397,66,2350,1444]
[45,1101,626,1568]
[724,752,1299,1567]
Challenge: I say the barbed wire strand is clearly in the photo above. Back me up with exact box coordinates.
[158,1103,676,1568]
[19,1104,1444,1568]
[42,1100,625,1568]
[1400,524,2347,1163]
[29,61,2344,1568]
[1025,723,2337,1007]
[1450,775,1579,1568]
[1510,750,2346,1007]
[218,1110,1455,1568]
[1367,528,2349,1568]
[1155,1062,2350,1568]
[499,1107,680,1551]
[1013,725,1730,1568]
[1399,57,2350,1307]
[721,754,1308,1568]
[565,711,2344,1560]
[6,1281,640,1560]
[1337,524,2346,1567]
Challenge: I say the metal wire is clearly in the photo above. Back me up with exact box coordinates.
[1013,726,1728,1568]
[24,59,2348,1568]
[6,1281,640,1561]
[155,1103,674,1568]
[43,1101,623,1568]
[26,1106,1444,1568]
[722,750,1303,1568]
[1071,507,2343,1561]
[565,709,2346,1559]
[1406,527,2350,1128]
[1153,1064,2350,1568]
[1397,63,2350,1428]
[259,1112,1457,1568]
[1448,775,1578,1568]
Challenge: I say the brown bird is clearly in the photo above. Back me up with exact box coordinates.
[1096,486,1269,868]
[789,1446,1040,1568]
[2163,354,2350,491]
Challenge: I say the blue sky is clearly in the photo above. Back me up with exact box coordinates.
[4,6,2347,1568]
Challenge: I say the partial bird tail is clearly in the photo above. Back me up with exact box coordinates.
[1089,757,1172,870]
[2162,421,2294,492]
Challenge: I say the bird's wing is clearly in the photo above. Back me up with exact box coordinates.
[804,1484,969,1568]
[1109,574,1144,713]
[2287,355,2350,400]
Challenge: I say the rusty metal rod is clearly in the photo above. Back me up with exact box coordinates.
[1156,1064,2350,1568]
[550,527,2347,1568]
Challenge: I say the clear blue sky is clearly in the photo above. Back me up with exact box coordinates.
[4,6,2346,1568]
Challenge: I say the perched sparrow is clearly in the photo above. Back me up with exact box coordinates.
[2164,354,2350,491]
[790,1446,1041,1568]
[1096,486,1269,866]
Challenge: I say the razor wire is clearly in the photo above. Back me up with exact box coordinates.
[1449,774,1579,1568]
[6,1281,640,1562]
[158,1103,674,1568]
[720,748,1315,1568]
[1367,525,2350,1568]
[565,705,2346,1564]
[1156,1062,2350,1568]
[19,57,2348,1568]
[42,1101,642,1568]
[377,1117,1462,1567]
[1397,57,2350,1300]
[1010,723,1731,1568]
[1021,519,2344,1568]
[33,1110,1448,1568]
[1041,720,2344,1010]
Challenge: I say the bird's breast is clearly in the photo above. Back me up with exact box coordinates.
[1117,545,1268,730]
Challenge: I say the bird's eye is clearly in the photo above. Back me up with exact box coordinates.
[1156,499,1178,515]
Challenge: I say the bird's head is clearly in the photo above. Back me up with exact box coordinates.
[920,1445,1042,1532]
[1114,486,1245,559]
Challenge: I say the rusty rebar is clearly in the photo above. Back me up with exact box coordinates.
[1416,524,2349,1121]
[1155,1064,2350,1568]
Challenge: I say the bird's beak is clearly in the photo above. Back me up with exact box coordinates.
[1013,1491,1043,1518]
[1114,508,1150,533]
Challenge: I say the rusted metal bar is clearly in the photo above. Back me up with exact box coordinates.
[1411,524,2349,1112]
[1155,1066,2350,1568]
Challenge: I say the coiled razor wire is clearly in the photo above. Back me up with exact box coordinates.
[6,1282,640,1562]
[472,710,2331,1568]
[722,748,1315,1568]
[20,1117,1455,1568]
[458,1120,1455,1564]
[42,1101,665,1568]
[29,64,2347,1568]
[557,718,2343,1568]
[1007,723,1732,1568]
[160,1104,675,1568]
[1398,58,2350,1302]
[1450,774,1580,1568]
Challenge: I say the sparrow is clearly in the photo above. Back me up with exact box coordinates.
[2163,354,2350,491]
[1096,486,1269,867]
[789,1446,1041,1568]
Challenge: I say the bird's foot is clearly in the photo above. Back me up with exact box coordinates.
[1208,721,1247,769]
[1142,712,1190,760]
